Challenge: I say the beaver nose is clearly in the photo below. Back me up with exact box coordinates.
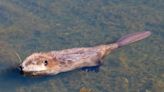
[19,65,23,71]
[19,65,24,75]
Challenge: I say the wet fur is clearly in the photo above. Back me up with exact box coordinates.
[20,31,151,76]
[21,44,118,75]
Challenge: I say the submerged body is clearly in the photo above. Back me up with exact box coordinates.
[19,31,151,76]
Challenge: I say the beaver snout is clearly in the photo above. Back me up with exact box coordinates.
[18,65,24,74]
[19,65,23,70]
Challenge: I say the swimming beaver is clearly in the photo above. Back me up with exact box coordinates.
[19,31,151,76]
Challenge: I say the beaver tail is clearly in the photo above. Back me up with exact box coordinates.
[116,31,151,47]
[96,31,151,58]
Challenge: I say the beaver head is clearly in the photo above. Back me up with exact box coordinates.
[19,53,60,76]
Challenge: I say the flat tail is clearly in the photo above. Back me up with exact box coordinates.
[116,31,151,47]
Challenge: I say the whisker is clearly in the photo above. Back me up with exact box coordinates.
[14,51,22,63]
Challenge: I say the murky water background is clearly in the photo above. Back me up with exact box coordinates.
[0,0,163,92]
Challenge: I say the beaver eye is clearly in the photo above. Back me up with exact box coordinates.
[44,60,48,66]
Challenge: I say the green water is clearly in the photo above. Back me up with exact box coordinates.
[0,0,163,92]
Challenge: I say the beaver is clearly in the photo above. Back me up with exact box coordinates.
[19,31,151,76]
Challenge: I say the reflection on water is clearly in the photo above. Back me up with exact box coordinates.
[0,0,163,92]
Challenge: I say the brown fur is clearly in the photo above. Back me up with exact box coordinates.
[20,44,118,75]
[20,31,151,76]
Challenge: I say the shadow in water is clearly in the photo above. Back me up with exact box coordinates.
[0,66,54,90]
[0,64,77,88]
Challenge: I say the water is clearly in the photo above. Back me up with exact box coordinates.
[0,0,163,92]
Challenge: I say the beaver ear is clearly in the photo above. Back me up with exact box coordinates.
[52,57,57,61]
[46,52,56,59]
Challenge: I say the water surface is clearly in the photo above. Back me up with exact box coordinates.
[0,0,164,92]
